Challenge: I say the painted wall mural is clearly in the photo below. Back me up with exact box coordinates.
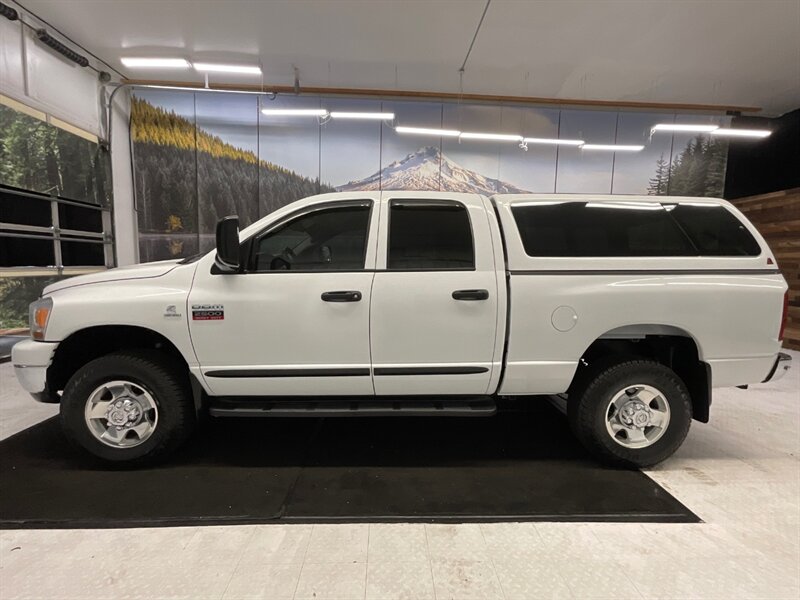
[130,90,731,261]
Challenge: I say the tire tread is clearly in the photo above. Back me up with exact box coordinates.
[60,350,194,465]
[571,359,692,468]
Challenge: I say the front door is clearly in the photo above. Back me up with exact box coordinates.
[369,194,501,395]
[188,198,379,396]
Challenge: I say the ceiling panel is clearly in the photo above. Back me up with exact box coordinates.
[16,0,800,115]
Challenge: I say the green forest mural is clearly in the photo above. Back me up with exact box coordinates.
[647,137,728,197]
[132,97,331,259]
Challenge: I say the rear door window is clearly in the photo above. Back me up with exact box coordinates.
[387,201,474,270]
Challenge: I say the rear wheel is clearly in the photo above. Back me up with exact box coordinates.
[60,351,195,465]
[569,360,692,468]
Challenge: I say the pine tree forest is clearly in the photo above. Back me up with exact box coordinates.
[0,105,111,205]
[647,136,728,197]
[131,97,332,260]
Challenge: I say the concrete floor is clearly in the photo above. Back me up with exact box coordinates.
[0,352,798,600]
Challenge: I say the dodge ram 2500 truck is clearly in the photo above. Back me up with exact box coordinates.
[12,192,792,467]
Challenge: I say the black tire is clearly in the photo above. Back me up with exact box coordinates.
[60,350,195,465]
[568,360,692,468]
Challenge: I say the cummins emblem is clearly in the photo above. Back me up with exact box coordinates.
[163,304,182,318]
[192,304,224,321]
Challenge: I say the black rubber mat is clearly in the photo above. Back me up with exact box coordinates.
[0,401,698,528]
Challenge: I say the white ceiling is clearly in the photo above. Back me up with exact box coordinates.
[17,0,800,116]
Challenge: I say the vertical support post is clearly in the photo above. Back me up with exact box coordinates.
[51,197,62,273]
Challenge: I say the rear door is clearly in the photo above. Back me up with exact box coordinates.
[369,193,501,395]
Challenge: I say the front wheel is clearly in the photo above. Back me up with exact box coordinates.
[60,351,195,465]
[569,360,692,468]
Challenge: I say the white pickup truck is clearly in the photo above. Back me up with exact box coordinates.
[12,192,791,467]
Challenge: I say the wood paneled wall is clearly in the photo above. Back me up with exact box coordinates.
[732,188,800,350]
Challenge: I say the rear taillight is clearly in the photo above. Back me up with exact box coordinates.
[779,291,788,341]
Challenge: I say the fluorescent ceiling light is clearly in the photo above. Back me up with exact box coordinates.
[193,63,262,74]
[141,85,270,95]
[460,132,522,142]
[711,128,771,138]
[121,57,190,68]
[581,144,644,151]
[261,108,328,117]
[523,137,584,146]
[395,126,461,137]
[512,201,569,207]
[586,202,662,210]
[651,123,719,133]
[329,112,395,120]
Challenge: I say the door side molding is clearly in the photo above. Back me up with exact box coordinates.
[205,367,371,378]
[373,366,489,376]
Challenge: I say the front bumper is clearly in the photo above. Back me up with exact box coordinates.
[762,352,792,383]
[11,339,59,403]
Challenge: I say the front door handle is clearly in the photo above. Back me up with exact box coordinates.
[321,290,362,302]
[452,289,489,301]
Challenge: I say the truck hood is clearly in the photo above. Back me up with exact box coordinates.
[44,260,182,294]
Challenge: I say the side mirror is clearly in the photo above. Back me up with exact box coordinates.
[215,216,240,273]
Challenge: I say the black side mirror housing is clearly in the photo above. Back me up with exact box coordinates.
[215,216,240,273]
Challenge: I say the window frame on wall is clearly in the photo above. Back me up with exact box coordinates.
[0,93,113,275]
[0,94,100,144]
[0,184,114,275]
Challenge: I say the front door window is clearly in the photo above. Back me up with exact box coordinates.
[253,204,371,271]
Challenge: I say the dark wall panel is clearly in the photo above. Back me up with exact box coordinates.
[725,109,800,200]
[730,188,800,350]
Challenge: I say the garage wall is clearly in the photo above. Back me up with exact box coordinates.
[131,88,736,262]
[0,13,102,137]
[0,13,117,329]
[725,109,800,200]
[724,108,799,350]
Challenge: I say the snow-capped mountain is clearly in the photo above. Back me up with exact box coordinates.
[336,146,528,195]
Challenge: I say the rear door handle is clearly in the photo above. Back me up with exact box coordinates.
[321,290,362,302]
[452,289,489,301]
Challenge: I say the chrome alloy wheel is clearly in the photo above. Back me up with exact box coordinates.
[605,384,671,449]
[84,380,158,448]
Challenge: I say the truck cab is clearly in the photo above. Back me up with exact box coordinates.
[189,191,505,398]
[12,192,791,467]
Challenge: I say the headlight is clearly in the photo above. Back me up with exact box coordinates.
[29,297,53,341]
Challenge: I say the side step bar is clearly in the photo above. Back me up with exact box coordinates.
[208,396,497,418]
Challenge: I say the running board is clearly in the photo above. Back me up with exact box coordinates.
[208,396,497,418]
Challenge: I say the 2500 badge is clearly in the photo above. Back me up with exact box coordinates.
[192,304,224,321]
